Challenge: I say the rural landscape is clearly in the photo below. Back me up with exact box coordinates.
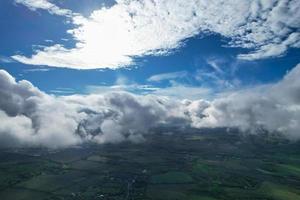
[0,129,299,200]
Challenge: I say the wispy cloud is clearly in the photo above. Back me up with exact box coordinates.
[86,84,159,94]
[45,39,54,43]
[86,83,211,100]
[206,58,224,74]
[49,87,75,95]
[15,0,73,16]
[86,74,210,99]
[148,71,188,82]
[0,55,15,63]
[12,0,300,69]
[86,75,160,94]
[195,56,242,91]
[150,84,212,100]
[23,68,51,72]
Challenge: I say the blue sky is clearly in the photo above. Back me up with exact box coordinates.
[0,0,299,97]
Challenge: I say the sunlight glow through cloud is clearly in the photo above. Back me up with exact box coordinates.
[13,0,300,69]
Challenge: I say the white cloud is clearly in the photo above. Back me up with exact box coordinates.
[15,0,73,16]
[0,69,190,147]
[13,0,300,69]
[148,71,187,82]
[192,63,300,140]
[1,63,300,147]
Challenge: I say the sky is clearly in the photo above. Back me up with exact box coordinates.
[0,0,300,147]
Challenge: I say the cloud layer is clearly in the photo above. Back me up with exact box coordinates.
[13,0,300,69]
[0,63,300,148]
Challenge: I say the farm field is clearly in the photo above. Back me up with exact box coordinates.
[0,128,299,200]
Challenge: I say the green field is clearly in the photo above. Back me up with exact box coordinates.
[0,129,299,200]
[150,171,193,184]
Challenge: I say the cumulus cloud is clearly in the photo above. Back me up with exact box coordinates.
[0,69,190,147]
[0,70,81,147]
[13,0,300,69]
[0,63,300,148]
[192,63,300,140]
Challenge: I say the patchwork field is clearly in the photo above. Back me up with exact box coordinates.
[0,128,299,200]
